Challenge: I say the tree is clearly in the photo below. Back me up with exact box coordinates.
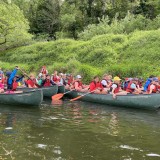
[0,2,32,51]
[34,0,60,39]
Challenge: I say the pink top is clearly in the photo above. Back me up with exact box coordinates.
[0,82,4,89]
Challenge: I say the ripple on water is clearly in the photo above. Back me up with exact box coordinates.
[119,145,143,151]
[146,153,160,157]
[36,144,47,149]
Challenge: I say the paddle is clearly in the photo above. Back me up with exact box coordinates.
[19,68,30,79]
[70,90,95,102]
[52,89,75,100]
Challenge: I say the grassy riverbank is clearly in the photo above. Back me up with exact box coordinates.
[0,29,160,83]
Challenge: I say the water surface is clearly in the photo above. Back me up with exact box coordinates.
[0,99,160,160]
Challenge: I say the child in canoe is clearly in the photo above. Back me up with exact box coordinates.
[147,77,159,94]
[89,76,107,94]
[110,76,127,98]
[72,75,89,92]
[0,77,4,93]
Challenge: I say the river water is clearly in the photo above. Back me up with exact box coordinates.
[0,99,160,160]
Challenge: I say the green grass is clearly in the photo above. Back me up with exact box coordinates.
[0,29,160,82]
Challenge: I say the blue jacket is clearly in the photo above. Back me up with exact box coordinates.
[143,78,152,91]
[8,69,18,85]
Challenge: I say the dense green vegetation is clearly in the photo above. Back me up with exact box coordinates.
[0,0,160,82]
[0,29,160,83]
[0,2,32,51]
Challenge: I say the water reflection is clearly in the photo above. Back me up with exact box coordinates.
[0,101,160,160]
[51,100,63,105]
[108,112,119,136]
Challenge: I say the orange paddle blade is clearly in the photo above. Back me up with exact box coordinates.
[70,95,82,102]
[52,93,64,100]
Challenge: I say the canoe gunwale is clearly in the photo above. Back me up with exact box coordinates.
[17,85,58,98]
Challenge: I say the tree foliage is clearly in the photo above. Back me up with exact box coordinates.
[0,2,32,51]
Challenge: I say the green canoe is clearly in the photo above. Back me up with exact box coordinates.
[66,90,160,110]
[17,85,58,98]
[0,90,43,106]
[58,85,65,93]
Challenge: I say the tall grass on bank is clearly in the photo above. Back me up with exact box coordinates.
[0,29,160,82]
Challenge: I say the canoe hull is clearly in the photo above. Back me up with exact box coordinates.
[17,85,58,98]
[58,85,65,93]
[0,90,43,106]
[66,90,160,110]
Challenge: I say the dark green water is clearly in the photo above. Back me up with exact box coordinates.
[0,99,160,160]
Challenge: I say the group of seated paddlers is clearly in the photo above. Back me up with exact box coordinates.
[0,66,160,98]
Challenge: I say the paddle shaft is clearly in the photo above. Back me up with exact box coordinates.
[70,90,95,101]
[19,68,30,79]
[80,90,95,97]
[64,89,75,95]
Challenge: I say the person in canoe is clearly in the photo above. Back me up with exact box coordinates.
[36,73,43,86]
[41,74,56,87]
[101,74,112,92]
[41,66,48,75]
[126,78,142,94]
[0,68,4,82]
[65,74,74,89]
[89,76,107,94]
[59,73,67,86]
[143,75,154,92]
[52,70,60,84]
[26,74,38,88]
[72,75,89,92]
[147,77,159,94]
[6,66,24,92]
[110,76,127,98]
[12,75,25,90]
[0,77,4,93]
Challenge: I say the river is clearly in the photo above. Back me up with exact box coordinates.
[0,99,160,160]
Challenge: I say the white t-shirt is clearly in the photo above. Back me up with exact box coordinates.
[130,83,136,89]
[111,84,117,89]
[101,80,107,86]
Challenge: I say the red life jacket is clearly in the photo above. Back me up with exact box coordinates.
[138,82,143,88]
[42,70,47,74]
[126,81,135,93]
[68,77,74,85]
[110,83,120,94]
[12,81,18,91]
[27,79,36,88]
[147,84,157,93]
[43,79,51,87]
[73,81,82,88]
[52,75,60,82]
[89,81,103,92]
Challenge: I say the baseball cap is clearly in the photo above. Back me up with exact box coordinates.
[76,75,82,79]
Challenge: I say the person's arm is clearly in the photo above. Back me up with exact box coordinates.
[148,85,154,94]
[8,68,18,85]
[16,75,24,82]
[50,80,56,85]
[111,84,117,94]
